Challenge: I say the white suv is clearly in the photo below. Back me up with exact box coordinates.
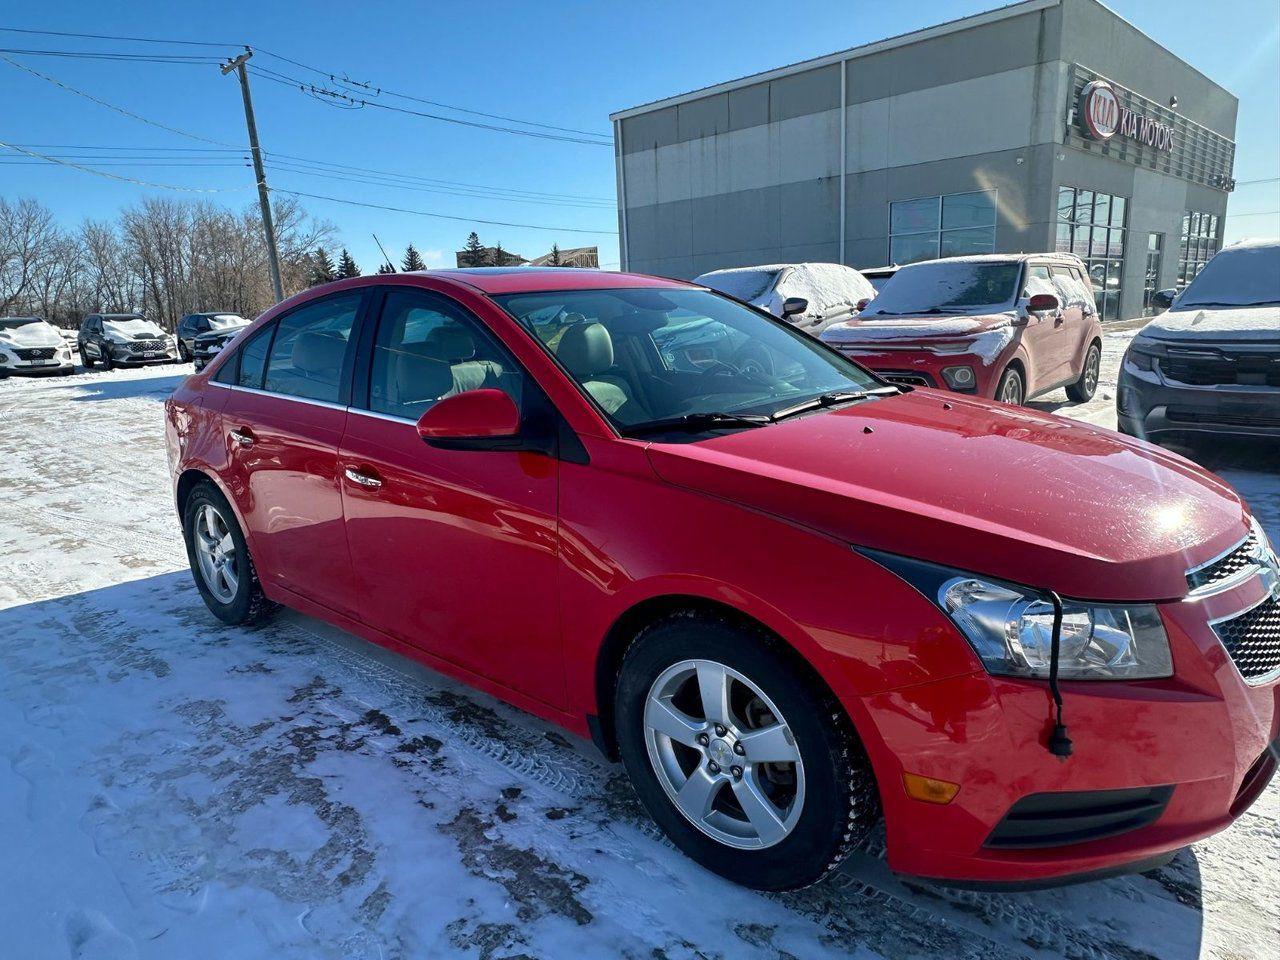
[0,316,76,377]
[694,262,877,335]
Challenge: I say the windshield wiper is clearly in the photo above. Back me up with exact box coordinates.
[622,411,771,437]
[769,389,897,422]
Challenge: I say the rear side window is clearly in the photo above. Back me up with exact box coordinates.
[1024,265,1055,297]
[263,293,360,403]
[236,323,275,389]
[1052,266,1091,309]
[366,288,522,420]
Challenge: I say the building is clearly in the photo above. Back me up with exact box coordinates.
[610,0,1237,321]
[528,246,601,268]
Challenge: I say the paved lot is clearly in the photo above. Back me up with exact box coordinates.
[0,349,1276,960]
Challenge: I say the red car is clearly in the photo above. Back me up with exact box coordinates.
[821,254,1103,406]
[165,267,1278,892]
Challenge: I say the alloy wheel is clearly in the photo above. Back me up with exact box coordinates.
[193,503,239,604]
[999,370,1023,405]
[643,658,805,849]
[1085,346,1100,394]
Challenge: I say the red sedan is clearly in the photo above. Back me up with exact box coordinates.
[165,267,1278,892]
[820,254,1103,406]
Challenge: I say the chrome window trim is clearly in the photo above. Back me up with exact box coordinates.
[1208,589,1280,687]
[205,381,349,413]
[348,406,416,426]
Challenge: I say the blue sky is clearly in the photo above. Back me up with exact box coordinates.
[1,0,1277,272]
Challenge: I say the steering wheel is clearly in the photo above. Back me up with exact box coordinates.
[697,357,784,391]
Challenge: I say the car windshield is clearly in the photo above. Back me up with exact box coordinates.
[866,261,1022,315]
[1175,242,1280,308]
[494,287,885,436]
[104,317,162,337]
[0,317,43,330]
[695,268,781,303]
[208,314,247,330]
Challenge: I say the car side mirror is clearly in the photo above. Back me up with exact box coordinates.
[416,389,520,447]
[1027,292,1060,313]
[781,297,809,318]
[1151,288,1176,310]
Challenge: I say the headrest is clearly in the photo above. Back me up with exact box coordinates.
[392,341,454,399]
[423,325,476,363]
[292,330,346,374]
[556,322,613,377]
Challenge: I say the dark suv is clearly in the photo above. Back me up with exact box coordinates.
[177,312,248,365]
[1119,239,1279,441]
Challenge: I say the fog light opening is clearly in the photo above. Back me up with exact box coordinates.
[902,772,961,804]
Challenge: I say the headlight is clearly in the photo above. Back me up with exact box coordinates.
[1125,341,1157,371]
[938,576,1172,680]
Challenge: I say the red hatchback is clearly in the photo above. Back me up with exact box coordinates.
[166,268,1278,892]
[820,254,1103,405]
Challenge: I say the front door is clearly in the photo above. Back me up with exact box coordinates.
[219,290,363,620]
[339,287,564,707]
[1020,264,1072,389]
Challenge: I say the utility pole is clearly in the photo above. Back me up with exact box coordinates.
[222,48,284,303]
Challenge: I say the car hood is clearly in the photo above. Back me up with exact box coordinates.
[1142,305,1280,344]
[645,390,1247,601]
[0,324,62,348]
[822,311,1013,343]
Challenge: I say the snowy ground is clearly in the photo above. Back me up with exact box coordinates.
[0,337,1276,960]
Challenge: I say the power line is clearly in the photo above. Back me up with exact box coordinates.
[0,47,223,64]
[0,25,240,47]
[271,188,618,235]
[1228,210,1280,217]
[1235,177,1280,186]
[0,138,251,191]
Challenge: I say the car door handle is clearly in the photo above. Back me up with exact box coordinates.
[229,427,255,448]
[344,466,383,490]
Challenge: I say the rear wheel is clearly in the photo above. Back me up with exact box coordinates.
[995,365,1024,405]
[615,612,878,891]
[182,481,273,625]
[1066,341,1102,402]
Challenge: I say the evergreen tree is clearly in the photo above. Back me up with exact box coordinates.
[402,243,426,272]
[492,241,507,266]
[337,248,361,279]
[376,262,396,274]
[462,231,486,267]
[309,247,336,285]
[548,243,562,266]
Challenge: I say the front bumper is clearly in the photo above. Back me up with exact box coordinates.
[1118,350,1280,440]
[862,573,1279,887]
[0,350,76,375]
[109,344,180,365]
[828,343,1001,398]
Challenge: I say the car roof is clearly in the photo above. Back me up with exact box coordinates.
[365,267,694,296]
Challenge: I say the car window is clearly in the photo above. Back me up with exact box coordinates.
[1023,265,1055,298]
[367,289,522,420]
[236,323,275,389]
[1051,266,1090,309]
[262,293,360,403]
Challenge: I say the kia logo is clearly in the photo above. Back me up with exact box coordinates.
[1079,80,1120,141]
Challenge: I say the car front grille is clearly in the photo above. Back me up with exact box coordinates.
[878,372,935,388]
[14,347,57,360]
[1188,529,1262,592]
[128,339,166,353]
[1160,350,1280,387]
[984,785,1174,849]
[1212,595,1280,683]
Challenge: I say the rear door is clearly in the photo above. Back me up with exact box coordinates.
[1051,265,1094,380]
[219,290,364,619]
[1020,263,1071,390]
[339,286,564,707]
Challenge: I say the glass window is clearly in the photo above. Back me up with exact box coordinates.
[1110,196,1127,227]
[890,197,940,234]
[1024,265,1055,298]
[1075,190,1095,224]
[889,232,938,265]
[940,227,996,257]
[1055,222,1072,253]
[1057,187,1075,220]
[262,293,360,403]
[1092,193,1111,226]
[236,323,274,389]
[868,261,1023,315]
[1058,185,1128,320]
[367,289,522,420]
[942,191,996,229]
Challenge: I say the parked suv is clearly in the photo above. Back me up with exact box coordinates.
[1119,239,1279,441]
[694,262,877,335]
[79,313,179,369]
[167,268,1277,892]
[0,315,75,376]
[820,254,1102,405]
[177,312,249,363]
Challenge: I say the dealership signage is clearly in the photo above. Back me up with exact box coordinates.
[1078,80,1174,151]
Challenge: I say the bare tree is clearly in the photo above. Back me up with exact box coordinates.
[0,198,60,314]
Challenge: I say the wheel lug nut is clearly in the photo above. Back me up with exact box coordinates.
[714,724,727,737]
[708,761,721,774]
[731,766,743,779]
[733,742,745,755]
[696,733,710,746]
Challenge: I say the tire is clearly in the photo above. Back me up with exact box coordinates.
[101,350,113,371]
[995,365,1024,405]
[615,611,878,891]
[178,342,191,362]
[182,481,273,626]
[79,346,94,369]
[1066,341,1102,402]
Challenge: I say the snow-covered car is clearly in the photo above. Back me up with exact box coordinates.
[1119,238,1280,441]
[694,263,877,335]
[78,313,180,369]
[0,315,76,377]
[820,254,1102,405]
[177,312,248,363]
[191,316,251,371]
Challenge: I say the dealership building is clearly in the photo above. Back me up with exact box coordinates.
[610,0,1237,321]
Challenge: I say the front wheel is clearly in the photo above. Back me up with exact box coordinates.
[995,365,1024,405]
[80,346,94,369]
[615,613,878,891]
[1066,342,1102,402]
[182,482,273,625]
[100,350,114,371]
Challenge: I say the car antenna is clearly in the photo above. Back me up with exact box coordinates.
[373,233,396,273]
[1045,590,1073,759]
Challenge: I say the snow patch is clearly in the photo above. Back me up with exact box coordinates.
[1143,306,1279,342]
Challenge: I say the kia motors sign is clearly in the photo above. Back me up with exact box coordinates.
[1077,79,1174,151]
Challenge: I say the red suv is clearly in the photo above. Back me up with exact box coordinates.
[821,254,1103,405]
[166,268,1278,892]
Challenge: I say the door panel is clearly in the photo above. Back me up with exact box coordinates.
[1019,265,1070,391]
[339,287,564,707]
[1052,266,1092,381]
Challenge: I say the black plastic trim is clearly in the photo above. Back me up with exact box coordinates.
[984,785,1174,849]
[905,849,1179,892]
